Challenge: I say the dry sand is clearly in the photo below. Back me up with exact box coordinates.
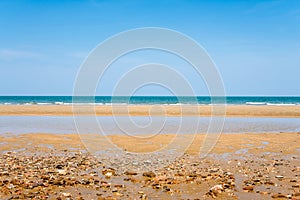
[0,104,300,117]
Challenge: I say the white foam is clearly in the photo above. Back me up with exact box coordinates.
[266,103,297,106]
[37,103,51,105]
[246,102,266,105]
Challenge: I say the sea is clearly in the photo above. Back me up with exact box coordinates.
[0,96,300,105]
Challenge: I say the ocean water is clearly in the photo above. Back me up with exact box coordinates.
[0,96,300,105]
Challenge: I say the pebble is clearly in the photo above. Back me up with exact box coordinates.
[0,147,298,199]
[142,171,156,178]
[102,168,116,178]
[62,192,71,197]
[124,171,138,175]
[260,191,269,195]
[271,193,288,198]
[243,185,254,192]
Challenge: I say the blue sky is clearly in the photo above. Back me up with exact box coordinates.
[0,0,299,96]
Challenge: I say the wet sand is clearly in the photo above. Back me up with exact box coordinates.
[0,132,299,155]
[0,104,300,117]
[0,105,299,199]
[0,132,299,199]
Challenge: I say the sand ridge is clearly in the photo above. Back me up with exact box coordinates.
[0,105,300,117]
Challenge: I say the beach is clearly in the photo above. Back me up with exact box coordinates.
[2,0,300,198]
[0,105,299,199]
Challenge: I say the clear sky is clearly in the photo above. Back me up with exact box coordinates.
[0,0,299,96]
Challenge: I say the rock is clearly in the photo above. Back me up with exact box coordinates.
[153,175,167,182]
[143,171,156,178]
[206,184,223,198]
[62,192,71,197]
[57,169,67,175]
[209,168,219,173]
[102,168,115,178]
[243,186,254,192]
[260,191,269,195]
[271,193,288,198]
[114,192,124,197]
[152,183,161,189]
[210,184,223,193]
[100,181,111,188]
[55,164,64,169]
[141,194,147,200]
[292,184,300,188]
[264,181,276,186]
[124,171,137,175]
[162,185,171,192]
[132,161,139,166]
[114,184,124,188]
[144,160,151,164]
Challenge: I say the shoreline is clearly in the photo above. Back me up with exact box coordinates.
[0,104,300,117]
[0,105,299,199]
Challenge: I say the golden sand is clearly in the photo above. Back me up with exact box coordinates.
[0,105,300,117]
[1,132,299,156]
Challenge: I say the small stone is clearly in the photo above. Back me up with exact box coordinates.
[264,181,276,186]
[209,168,219,173]
[114,192,124,197]
[57,169,67,175]
[102,168,115,178]
[260,191,269,195]
[243,186,254,192]
[55,164,64,169]
[141,194,147,200]
[210,184,223,193]
[124,171,137,176]
[132,161,139,166]
[144,160,151,164]
[271,193,288,198]
[292,184,300,188]
[114,184,124,188]
[152,183,161,189]
[143,171,156,178]
[62,192,71,197]
[162,185,171,192]
[100,181,111,188]
[153,175,167,182]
